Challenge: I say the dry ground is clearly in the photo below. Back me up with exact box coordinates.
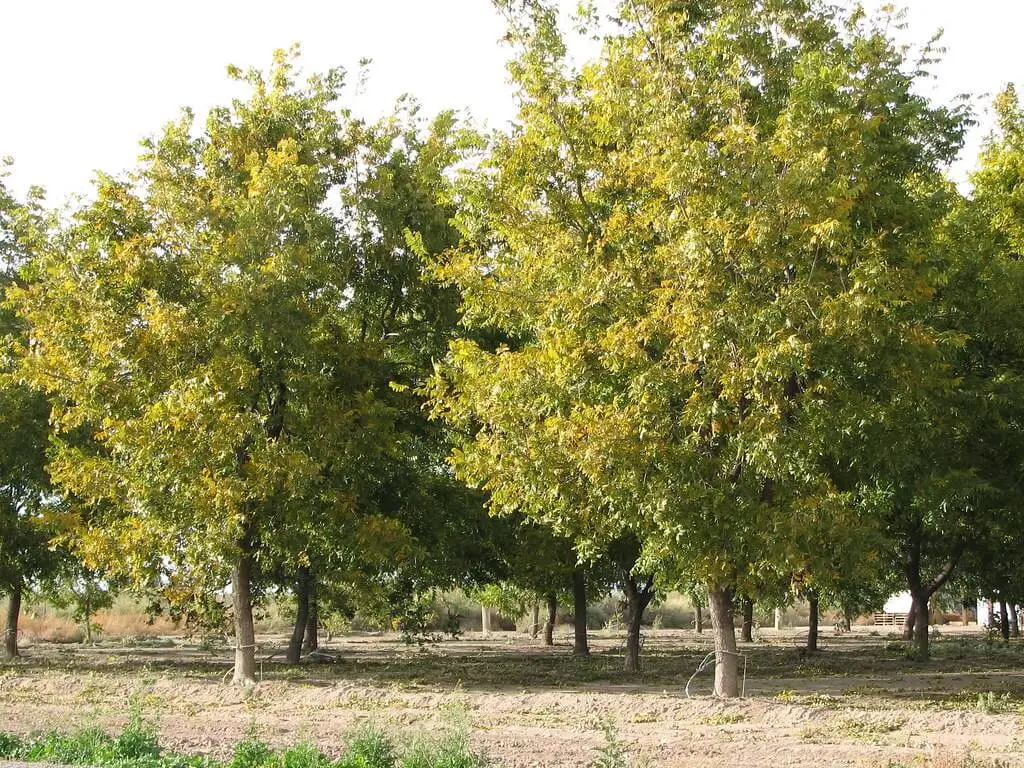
[2,626,1024,767]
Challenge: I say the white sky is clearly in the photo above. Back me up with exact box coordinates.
[2,1,1022,203]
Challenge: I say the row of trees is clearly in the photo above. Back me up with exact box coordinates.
[3,1,1024,697]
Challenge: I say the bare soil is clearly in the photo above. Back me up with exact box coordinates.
[2,626,1023,767]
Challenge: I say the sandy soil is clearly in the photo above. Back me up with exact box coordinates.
[1,627,1023,767]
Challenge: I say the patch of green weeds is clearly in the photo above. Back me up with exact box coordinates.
[837,714,907,742]
[0,715,494,768]
[974,691,1018,714]
[699,713,746,725]
[339,727,395,768]
[802,693,842,709]
[589,719,632,768]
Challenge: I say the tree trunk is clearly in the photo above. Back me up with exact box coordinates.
[481,605,491,635]
[543,593,556,646]
[900,528,962,661]
[1000,598,1011,641]
[83,591,92,645]
[741,597,754,643]
[909,590,930,661]
[622,575,655,674]
[961,598,971,627]
[531,602,540,640]
[286,566,311,664]
[4,587,21,658]
[231,528,258,685]
[708,585,739,698]
[807,592,819,653]
[901,608,915,640]
[1012,605,1021,638]
[987,599,995,629]
[572,570,589,656]
[303,578,318,653]
[695,602,704,633]
[774,606,782,631]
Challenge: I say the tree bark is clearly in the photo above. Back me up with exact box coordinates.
[572,569,589,656]
[231,521,258,685]
[83,590,92,645]
[806,592,819,652]
[1000,598,1011,641]
[901,529,962,661]
[286,566,311,664]
[774,606,782,631]
[4,587,21,658]
[622,575,655,673]
[901,608,914,640]
[543,593,556,646]
[302,578,318,653]
[708,585,739,698]
[481,605,491,635]
[908,590,930,660]
[695,602,704,634]
[531,602,541,639]
[741,597,754,643]
[1012,604,1021,638]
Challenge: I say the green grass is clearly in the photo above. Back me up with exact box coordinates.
[0,718,492,768]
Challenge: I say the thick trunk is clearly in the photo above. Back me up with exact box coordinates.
[807,592,819,653]
[901,528,961,660]
[231,529,258,685]
[740,597,754,643]
[543,593,556,646]
[708,585,739,698]
[572,570,589,656]
[901,608,915,640]
[909,590,930,661]
[303,578,318,653]
[1000,598,1011,641]
[531,602,541,639]
[4,587,21,658]
[286,566,311,664]
[623,575,655,674]
[625,595,644,674]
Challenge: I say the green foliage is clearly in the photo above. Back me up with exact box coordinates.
[588,719,631,768]
[339,728,395,768]
[9,47,492,682]
[0,164,61,608]
[398,731,487,768]
[0,721,490,768]
[5,711,163,767]
[431,0,970,686]
[230,732,276,768]
[44,564,118,642]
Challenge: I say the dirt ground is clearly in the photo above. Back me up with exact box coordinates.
[2,626,1024,767]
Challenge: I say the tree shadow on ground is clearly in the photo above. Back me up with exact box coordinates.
[6,630,1024,704]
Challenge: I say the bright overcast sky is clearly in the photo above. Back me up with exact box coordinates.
[2,1,1022,203]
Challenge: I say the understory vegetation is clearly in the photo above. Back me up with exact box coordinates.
[0,715,493,768]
